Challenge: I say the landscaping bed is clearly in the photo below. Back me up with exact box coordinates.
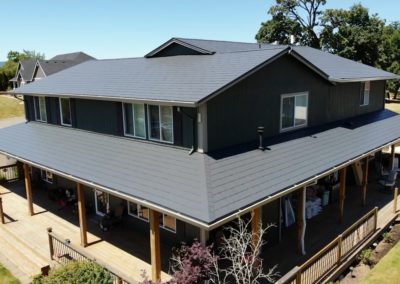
[338,221,400,283]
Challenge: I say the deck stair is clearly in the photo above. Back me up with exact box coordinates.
[0,226,50,284]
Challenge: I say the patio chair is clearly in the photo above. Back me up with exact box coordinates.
[99,203,125,231]
[379,170,398,190]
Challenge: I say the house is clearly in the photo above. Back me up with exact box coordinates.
[0,38,399,282]
[10,52,95,89]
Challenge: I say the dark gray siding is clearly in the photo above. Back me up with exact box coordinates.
[206,55,385,151]
[46,97,60,125]
[151,42,203,57]
[74,99,120,135]
[24,95,34,121]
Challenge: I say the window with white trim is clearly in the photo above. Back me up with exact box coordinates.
[360,81,370,106]
[40,170,53,184]
[59,98,72,126]
[127,201,176,232]
[34,96,47,122]
[123,103,146,138]
[148,105,173,143]
[281,92,308,131]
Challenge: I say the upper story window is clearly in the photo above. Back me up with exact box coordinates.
[148,105,173,143]
[33,96,47,122]
[123,103,146,138]
[280,92,308,131]
[59,98,72,126]
[360,81,370,106]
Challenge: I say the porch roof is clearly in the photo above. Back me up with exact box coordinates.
[0,113,400,228]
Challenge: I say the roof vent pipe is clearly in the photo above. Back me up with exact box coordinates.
[257,126,265,151]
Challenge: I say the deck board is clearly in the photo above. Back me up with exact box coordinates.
[0,184,171,283]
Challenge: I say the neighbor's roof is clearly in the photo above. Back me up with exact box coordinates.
[50,52,95,62]
[37,60,88,76]
[0,112,399,227]
[18,60,36,82]
[13,38,398,105]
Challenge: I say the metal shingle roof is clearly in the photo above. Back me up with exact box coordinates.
[0,113,399,226]
[14,47,288,104]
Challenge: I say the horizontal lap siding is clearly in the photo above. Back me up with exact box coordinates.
[206,55,385,152]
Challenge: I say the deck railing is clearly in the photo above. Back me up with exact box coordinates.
[0,164,21,182]
[278,207,378,284]
[47,228,138,284]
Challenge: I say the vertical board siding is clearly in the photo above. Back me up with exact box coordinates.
[75,99,120,135]
[206,55,385,152]
[47,97,60,125]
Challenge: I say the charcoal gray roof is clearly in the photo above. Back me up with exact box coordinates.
[18,60,36,82]
[291,46,397,82]
[14,47,289,105]
[13,38,398,104]
[50,52,95,62]
[38,60,87,76]
[0,114,399,227]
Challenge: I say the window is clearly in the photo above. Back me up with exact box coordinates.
[160,214,177,232]
[360,81,370,106]
[127,201,176,232]
[94,190,109,216]
[127,201,150,221]
[40,170,53,184]
[281,92,308,131]
[148,105,173,143]
[34,96,47,122]
[59,98,72,126]
[123,103,146,138]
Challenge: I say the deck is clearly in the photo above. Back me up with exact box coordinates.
[0,182,171,284]
[262,172,400,277]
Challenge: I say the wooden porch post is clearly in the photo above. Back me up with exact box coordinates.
[199,228,209,246]
[390,144,396,170]
[76,183,88,247]
[23,164,34,216]
[394,187,399,214]
[0,197,5,224]
[251,207,262,251]
[149,209,161,283]
[362,157,369,206]
[339,166,347,223]
[297,187,306,255]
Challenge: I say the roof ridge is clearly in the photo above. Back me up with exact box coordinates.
[176,37,273,45]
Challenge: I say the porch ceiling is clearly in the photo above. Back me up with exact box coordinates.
[0,113,400,228]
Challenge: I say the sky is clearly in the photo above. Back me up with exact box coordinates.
[1,0,399,61]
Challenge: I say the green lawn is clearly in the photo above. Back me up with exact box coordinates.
[362,241,400,284]
[0,96,24,120]
[0,264,20,284]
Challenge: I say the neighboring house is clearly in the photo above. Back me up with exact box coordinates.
[10,52,95,88]
[0,38,400,281]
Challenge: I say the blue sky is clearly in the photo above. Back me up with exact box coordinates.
[1,0,399,61]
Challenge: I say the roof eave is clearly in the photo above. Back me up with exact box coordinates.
[11,91,198,107]
[329,76,400,83]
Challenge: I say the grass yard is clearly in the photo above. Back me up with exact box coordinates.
[385,102,400,114]
[362,241,400,284]
[0,96,24,120]
[0,264,20,284]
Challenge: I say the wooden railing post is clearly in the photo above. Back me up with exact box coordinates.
[373,207,378,231]
[394,187,399,214]
[337,235,342,266]
[0,197,5,224]
[47,227,54,260]
[296,270,302,284]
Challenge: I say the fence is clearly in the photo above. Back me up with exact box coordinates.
[0,164,21,182]
[278,207,378,284]
[47,228,138,284]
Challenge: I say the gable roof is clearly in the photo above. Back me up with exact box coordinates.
[0,111,399,228]
[13,38,399,105]
[17,60,36,82]
[50,52,95,62]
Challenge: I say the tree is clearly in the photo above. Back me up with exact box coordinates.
[7,50,45,62]
[256,0,327,48]
[169,218,278,284]
[320,4,385,66]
